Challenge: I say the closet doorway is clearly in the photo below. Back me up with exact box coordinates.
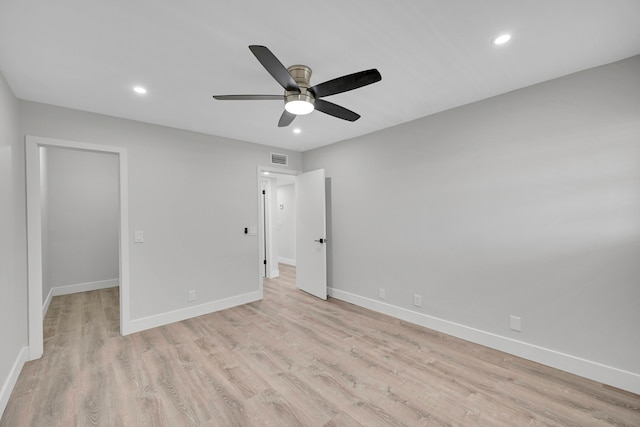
[26,136,130,360]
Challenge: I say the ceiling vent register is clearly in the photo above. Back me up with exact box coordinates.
[271,152,288,166]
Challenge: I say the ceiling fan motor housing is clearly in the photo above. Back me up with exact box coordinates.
[285,65,315,109]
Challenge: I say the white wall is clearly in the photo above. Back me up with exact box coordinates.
[303,56,640,393]
[19,101,301,326]
[42,147,119,298]
[277,184,296,264]
[0,70,28,417]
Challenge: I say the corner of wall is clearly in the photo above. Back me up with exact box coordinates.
[0,346,29,420]
[127,290,262,334]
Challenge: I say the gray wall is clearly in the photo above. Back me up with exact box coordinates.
[0,70,28,411]
[303,56,640,376]
[42,147,119,300]
[20,101,301,320]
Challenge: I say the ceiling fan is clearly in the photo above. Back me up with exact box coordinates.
[213,45,382,127]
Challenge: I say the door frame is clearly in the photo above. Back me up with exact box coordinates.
[25,136,131,360]
[260,179,268,278]
[256,165,300,296]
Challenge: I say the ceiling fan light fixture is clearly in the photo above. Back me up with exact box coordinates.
[285,92,315,115]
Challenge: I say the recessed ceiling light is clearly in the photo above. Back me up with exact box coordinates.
[492,34,511,45]
[133,86,147,94]
[293,128,301,134]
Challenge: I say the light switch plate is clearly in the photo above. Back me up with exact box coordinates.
[134,231,144,243]
[249,226,257,236]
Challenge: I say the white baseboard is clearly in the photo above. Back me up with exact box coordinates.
[42,287,54,317]
[278,257,296,266]
[52,278,119,297]
[269,269,280,278]
[0,346,28,420]
[43,279,119,317]
[328,287,640,395]
[128,290,262,334]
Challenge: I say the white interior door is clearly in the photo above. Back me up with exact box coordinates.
[295,169,327,300]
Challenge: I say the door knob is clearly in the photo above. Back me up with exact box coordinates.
[314,238,327,244]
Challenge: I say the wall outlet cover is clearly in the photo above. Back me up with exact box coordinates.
[510,315,522,332]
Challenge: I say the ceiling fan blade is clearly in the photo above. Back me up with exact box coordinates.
[310,69,381,98]
[314,99,360,122]
[249,45,299,92]
[213,95,283,100]
[278,110,296,127]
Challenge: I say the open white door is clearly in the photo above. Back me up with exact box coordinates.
[296,169,327,300]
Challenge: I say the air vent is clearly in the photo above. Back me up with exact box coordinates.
[271,152,288,166]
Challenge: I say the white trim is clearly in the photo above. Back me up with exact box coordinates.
[278,256,296,266]
[26,139,43,359]
[52,279,119,297]
[26,135,131,361]
[270,269,280,278]
[42,287,53,317]
[118,149,131,335]
[128,290,261,334]
[263,178,275,278]
[0,346,28,419]
[328,287,640,395]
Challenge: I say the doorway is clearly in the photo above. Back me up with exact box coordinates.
[40,147,119,316]
[26,136,130,360]
[257,166,328,300]
[258,168,298,283]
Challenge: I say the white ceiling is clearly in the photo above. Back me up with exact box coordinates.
[1,1,639,152]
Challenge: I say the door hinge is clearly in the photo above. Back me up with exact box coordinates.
[263,259,267,265]
[262,190,266,195]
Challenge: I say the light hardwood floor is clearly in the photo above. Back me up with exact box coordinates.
[2,264,639,426]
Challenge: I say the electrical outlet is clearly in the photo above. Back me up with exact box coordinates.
[188,290,196,302]
[510,315,522,332]
[379,288,386,300]
[414,294,422,307]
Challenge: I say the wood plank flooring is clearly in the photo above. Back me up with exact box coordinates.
[2,264,639,426]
